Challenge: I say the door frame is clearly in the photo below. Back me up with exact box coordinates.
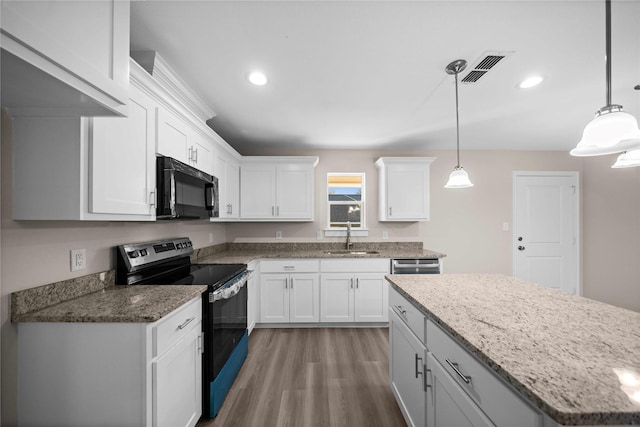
[512,171,580,295]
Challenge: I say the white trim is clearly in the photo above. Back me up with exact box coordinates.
[512,171,580,295]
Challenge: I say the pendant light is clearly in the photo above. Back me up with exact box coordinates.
[612,149,640,168]
[570,0,640,156]
[444,59,474,188]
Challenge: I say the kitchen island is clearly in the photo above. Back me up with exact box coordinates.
[387,273,640,426]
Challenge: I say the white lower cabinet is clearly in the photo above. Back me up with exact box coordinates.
[427,352,494,427]
[259,260,320,323]
[17,297,203,427]
[390,287,543,427]
[389,307,428,427]
[320,259,389,323]
[247,260,259,334]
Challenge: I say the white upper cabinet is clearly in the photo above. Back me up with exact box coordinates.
[12,60,157,221]
[375,157,436,221]
[0,0,130,116]
[213,149,241,220]
[240,157,318,221]
[157,106,191,164]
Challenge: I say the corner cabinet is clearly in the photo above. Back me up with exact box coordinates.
[213,149,241,220]
[0,0,130,116]
[17,297,203,427]
[375,157,436,221]
[240,157,319,221]
[12,59,157,221]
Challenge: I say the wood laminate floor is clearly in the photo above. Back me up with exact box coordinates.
[197,327,407,427]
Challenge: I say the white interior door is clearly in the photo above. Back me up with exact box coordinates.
[513,172,579,295]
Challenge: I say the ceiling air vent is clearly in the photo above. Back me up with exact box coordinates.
[461,51,514,84]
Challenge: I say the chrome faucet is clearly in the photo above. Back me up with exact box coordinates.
[346,221,353,250]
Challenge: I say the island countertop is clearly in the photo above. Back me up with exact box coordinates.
[386,273,640,426]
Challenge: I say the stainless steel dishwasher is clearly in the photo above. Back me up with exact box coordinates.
[390,258,442,274]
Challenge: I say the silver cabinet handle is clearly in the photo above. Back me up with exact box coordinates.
[285,278,288,289]
[445,358,471,384]
[193,147,198,163]
[356,278,359,289]
[389,206,392,216]
[415,354,423,379]
[424,367,431,391]
[276,206,280,216]
[283,266,295,270]
[394,304,406,316]
[178,317,195,330]
[290,278,294,289]
[350,278,354,289]
[272,206,275,216]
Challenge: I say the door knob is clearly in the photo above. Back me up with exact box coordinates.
[518,246,525,251]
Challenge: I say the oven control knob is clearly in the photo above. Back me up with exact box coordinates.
[127,250,139,258]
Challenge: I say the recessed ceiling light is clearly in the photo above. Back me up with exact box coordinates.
[248,71,267,86]
[518,75,544,89]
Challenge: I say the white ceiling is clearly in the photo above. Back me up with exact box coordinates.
[129,0,640,154]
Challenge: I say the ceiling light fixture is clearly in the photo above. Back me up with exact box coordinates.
[518,75,544,89]
[570,0,640,157]
[444,59,474,189]
[612,149,640,168]
[248,71,268,86]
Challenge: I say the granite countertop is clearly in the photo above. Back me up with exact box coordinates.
[386,273,640,426]
[193,242,446,265]
[12,284,207,323]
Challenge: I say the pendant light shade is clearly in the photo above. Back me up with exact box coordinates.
[611,147,640,168]
[445,166,474,188]
[444,59,473,189]
[570,0,640,156]
[571,107,640,156]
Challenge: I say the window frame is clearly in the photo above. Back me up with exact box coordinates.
[326,172,366,231]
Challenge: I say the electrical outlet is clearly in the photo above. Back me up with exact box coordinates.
[316,231,323,240]
[503,222,509,232]
[70,249,86,272]
[209,232,215,243]
[382,231,389,240]
[275,231,283,240]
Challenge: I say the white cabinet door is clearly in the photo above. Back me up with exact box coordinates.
[376,157,435,221]
[240,164,277,219]
[427,353,494,427]
[0,0,130,116]
[260,274,289,323]
[289,273,319,322]
[157,107,190,164]
[153,326,202,427]
[247,262,258,334]
[90,83,156,217]
[389,308,427,427]
[276,163,314,219]
[214,153,240,219]
[354,273,388,322]
[188,132,214,175]
[320,273,354,322]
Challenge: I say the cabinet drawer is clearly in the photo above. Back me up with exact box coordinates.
[153,297,202,357]
[426,319,541,427]
[389,286,425,344]
[320,258,389,273]
[260,259,319,273]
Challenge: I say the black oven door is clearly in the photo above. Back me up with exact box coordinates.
[205,281,248,383]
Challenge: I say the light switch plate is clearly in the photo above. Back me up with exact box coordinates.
[275,231,283,240]
[70,248,86,271]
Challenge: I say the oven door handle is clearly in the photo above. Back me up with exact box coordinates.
[210,271,253,302]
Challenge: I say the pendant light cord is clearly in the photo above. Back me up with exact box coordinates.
[454,67,461,168]
[605,0,611,107]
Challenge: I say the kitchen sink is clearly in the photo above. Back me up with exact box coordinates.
[324,250,380,255]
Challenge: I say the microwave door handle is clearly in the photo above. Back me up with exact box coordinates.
[205,182,214,210]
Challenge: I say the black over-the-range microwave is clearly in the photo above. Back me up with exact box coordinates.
[156,156,219,220]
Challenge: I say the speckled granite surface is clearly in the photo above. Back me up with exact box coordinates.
[12,284,206,323]
[387,273,640,426]
[194,241,445,264]
[13,242,443,324]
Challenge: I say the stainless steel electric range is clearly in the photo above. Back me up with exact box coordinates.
[116,237,251,419]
